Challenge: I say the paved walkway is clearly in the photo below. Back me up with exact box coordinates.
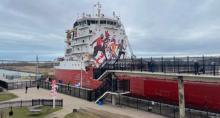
[8,88,165,118]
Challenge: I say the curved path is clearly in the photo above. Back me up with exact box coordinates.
[8,88,165,118]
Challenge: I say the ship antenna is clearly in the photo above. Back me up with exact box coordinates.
[94,2,101,17]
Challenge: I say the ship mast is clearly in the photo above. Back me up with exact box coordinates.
[94,2,101,17]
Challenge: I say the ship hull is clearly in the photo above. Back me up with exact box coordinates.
[55,68,220,112]
[117,75,220,113]
[54,68,101,89]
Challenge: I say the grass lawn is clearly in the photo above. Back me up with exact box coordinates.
[0,92,17,102]
[0,106,62,118]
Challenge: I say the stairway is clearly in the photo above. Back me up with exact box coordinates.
[94,73,112,100]
[93,59,133,102]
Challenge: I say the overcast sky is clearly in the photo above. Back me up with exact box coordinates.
[0,0,220,60]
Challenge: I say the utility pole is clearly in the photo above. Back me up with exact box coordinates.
[36,55,39,80]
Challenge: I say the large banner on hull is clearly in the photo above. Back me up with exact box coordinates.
[90,31,127,67]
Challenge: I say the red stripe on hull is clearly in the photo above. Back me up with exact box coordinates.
[118,76,220,113]
[54,68,101,89]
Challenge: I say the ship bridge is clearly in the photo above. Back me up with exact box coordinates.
[73,2,122,28]
[73,18,121,28]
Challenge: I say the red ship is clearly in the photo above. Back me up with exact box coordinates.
[55,3,220,113]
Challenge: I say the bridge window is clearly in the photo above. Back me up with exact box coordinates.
[91,20,97,24]
[107,21,110,25]
[87,20,91,25]
[100,20,106,24]
[66,49,72,54]
[82,20,86,26]
[107,21,114,25]
[87,20,99,25]
[78,20,86,26]
[74,22,78,27]
[110,21,113,25]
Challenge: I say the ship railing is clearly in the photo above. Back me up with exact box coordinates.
[94,56,220,78]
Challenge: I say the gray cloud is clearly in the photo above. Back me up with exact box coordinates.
[0,0,220,60]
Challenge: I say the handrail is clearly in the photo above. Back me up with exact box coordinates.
[95,91,130,104]
[94,56,220,78]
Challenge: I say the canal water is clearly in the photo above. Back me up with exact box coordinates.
[0,69,36,79]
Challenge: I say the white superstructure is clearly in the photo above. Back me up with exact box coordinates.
[56,2,128,70]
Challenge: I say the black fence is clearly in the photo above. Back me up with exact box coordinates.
[39,80,96,101]
[94,56,220,79]
[105,95,220,118]
[0,99,63,109]
[0,79,113,102]
[0,80,37,90]
[38,79,120,102]
[31,99,63,107]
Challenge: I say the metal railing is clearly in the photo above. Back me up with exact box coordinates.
[0,80,37,90]
[38,80,95,101]
[0,79,113,102]
[39,79,124,102]
[94,56,220,79]
[0,99,63,109]
[105,95,220,118]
